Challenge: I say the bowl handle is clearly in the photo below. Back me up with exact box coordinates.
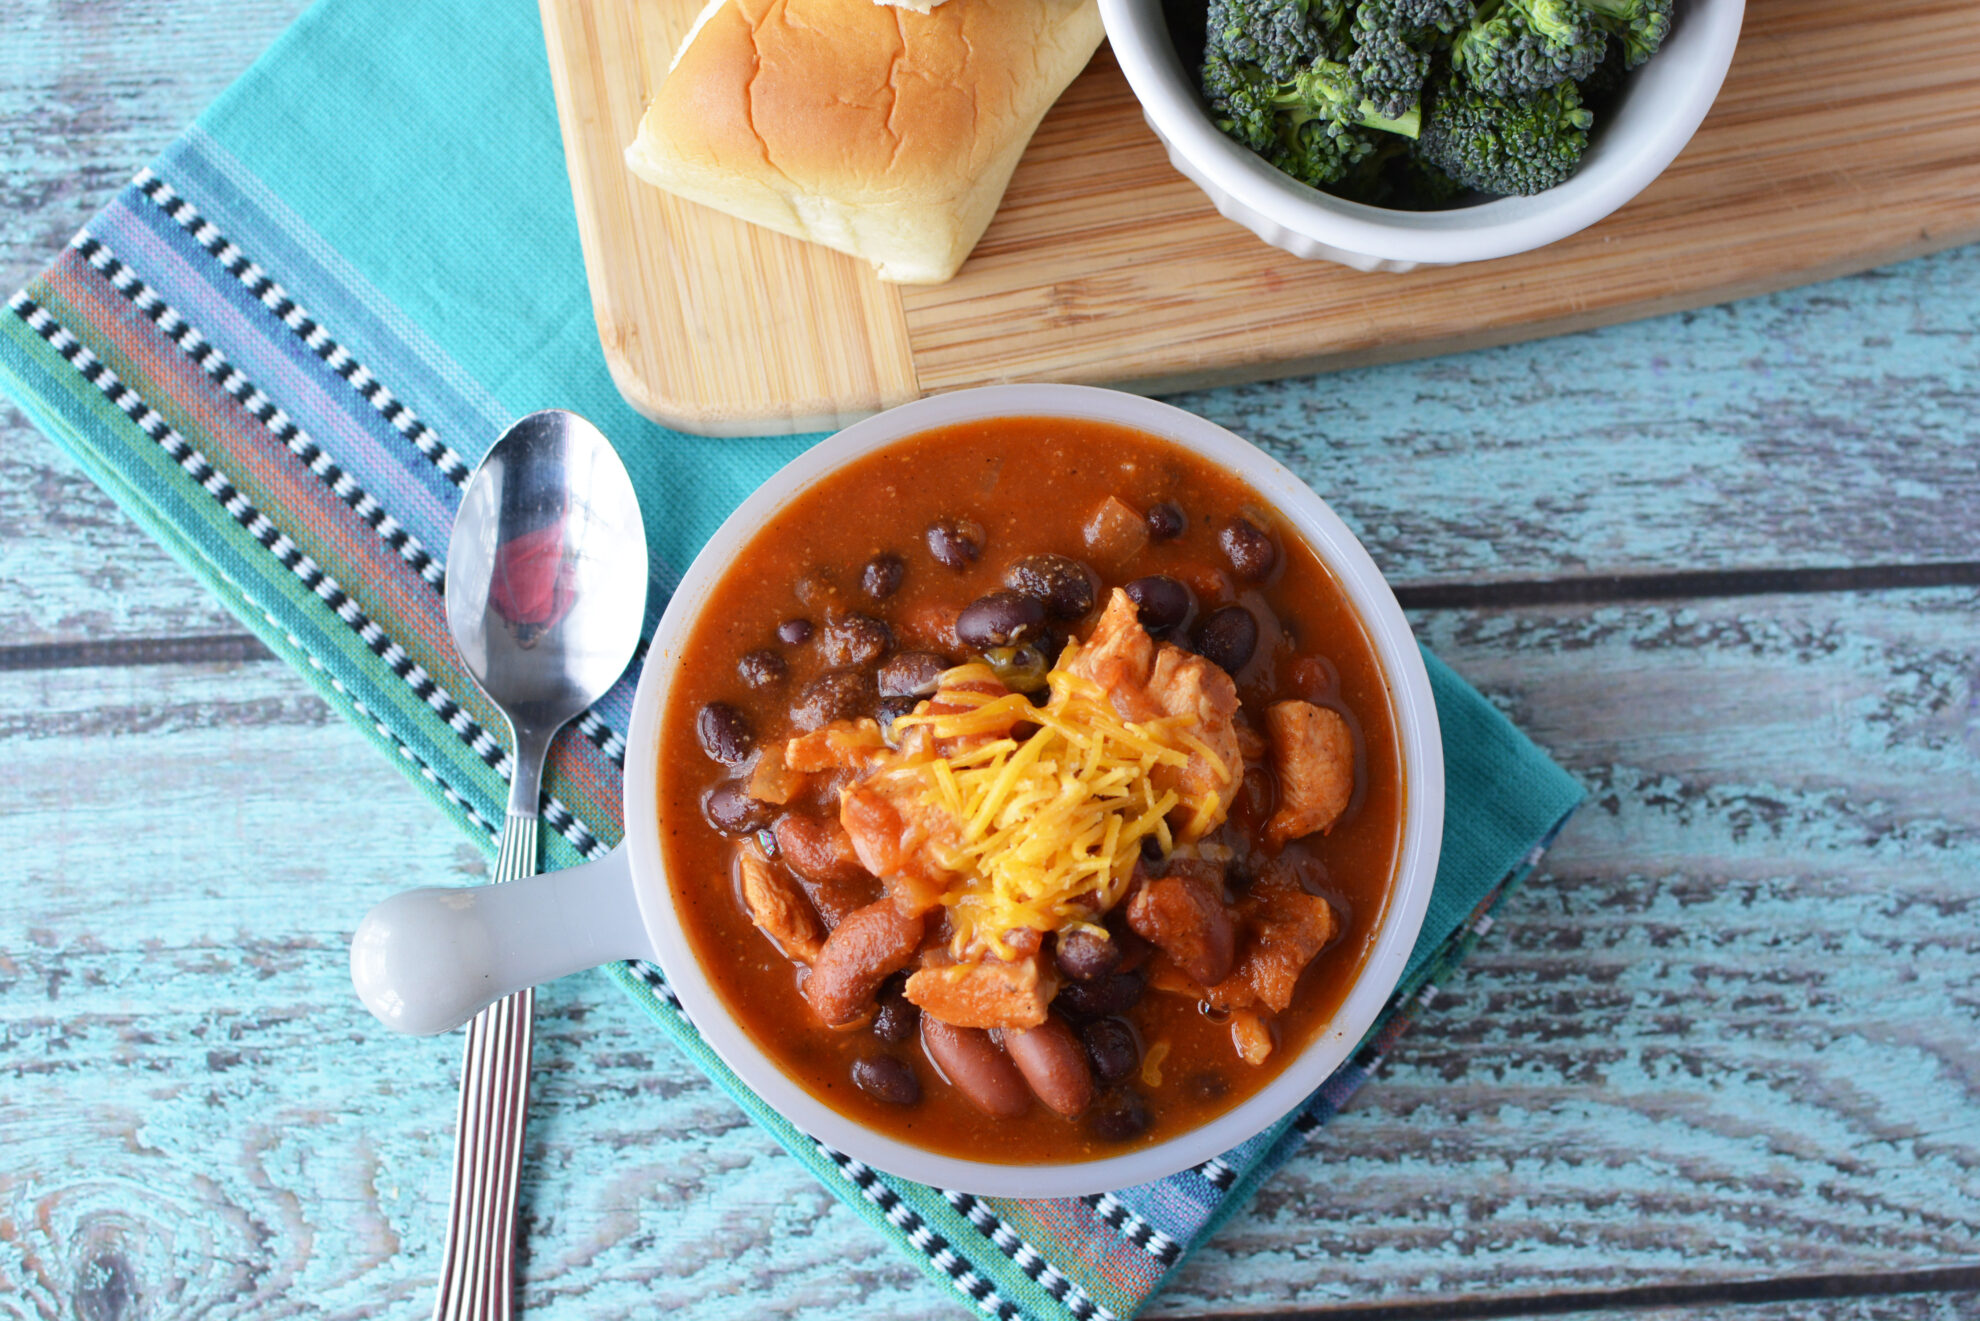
[349,845,654,1035]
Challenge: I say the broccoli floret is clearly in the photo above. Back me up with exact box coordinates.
[1347,0,1472,120]
[1205,42,1422,188]
[1206,0,1325,81]
[1450,0,1606,97]
[1416,73,1594,196]
[1582,0,1672,68]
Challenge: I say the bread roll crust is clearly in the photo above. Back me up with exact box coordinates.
[625,0,1104,284]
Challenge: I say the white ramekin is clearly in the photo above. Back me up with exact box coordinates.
[1099,0,1746,271]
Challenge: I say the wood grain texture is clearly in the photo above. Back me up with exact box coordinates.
[545,0,1980,433]
[538,0,921,435]
[3,588,1975,1319]
[6,240,1976,649]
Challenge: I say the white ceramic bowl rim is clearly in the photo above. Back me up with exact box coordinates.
[620,385,1445,1198]
[1098,0,1747,266]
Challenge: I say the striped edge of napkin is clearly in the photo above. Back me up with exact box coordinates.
[1,129,1583,1320]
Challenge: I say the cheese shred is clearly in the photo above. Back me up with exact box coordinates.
[890,645,1201,959]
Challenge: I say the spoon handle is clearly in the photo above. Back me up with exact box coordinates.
[433,813,540,1321]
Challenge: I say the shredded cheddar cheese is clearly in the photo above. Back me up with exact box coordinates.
[887,646,1212,958]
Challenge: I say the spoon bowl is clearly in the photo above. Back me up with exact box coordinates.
[444,409,649,761]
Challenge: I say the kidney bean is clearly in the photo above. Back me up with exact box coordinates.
[861,552,906,599]
[956,591,1046,650]
[696,702,754,764]
[1053,928,1120,983]
[1054,967,1145,1021]
[737,648,787,689]
[1081,1017,1140,1086]
[806,901,924,1026]
[1003,554,1097,621]
[878,650,949,698]
[1219,516,1278,581]
[702,780,770,834]
[926,517,986,570]
[791,667,872,731]
[1005,1016,1096,1117]
[773,813,867,886]
[822,613,892,667]
[921,1017,1030,1117]
[777,618,814,645]
[1123,575,1193,633]
[851,1054,921,1106]
[872,979,919,1044]
[1190,604,1258,674]
[1089,1089,1150,1142]
[1145,501,1186,541]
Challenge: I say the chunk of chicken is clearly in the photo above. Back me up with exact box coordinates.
[839,780,957,917]
[1124,861,1236,987]
[1067,591,1242,841]
[905,951,1058,1031]
[1264,699,1355,850]
[1214,872,1339,1014]
[737,840,822,963]
[784,718,888,774]
[837,670,1019,915]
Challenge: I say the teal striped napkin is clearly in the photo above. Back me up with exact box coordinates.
[0,0,1583,1314]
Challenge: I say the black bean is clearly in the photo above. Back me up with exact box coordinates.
[1003,554,1097,621]
[851,1054,921,1106]
[777,618,814,645]
[822,613,893,667]
[878,650,950,698]
[1145,501,1186,541]
[872,982,919,1044]
[876,695,918,740]
[1190,604,1259,674]
[1219,516,1278,581]
[737,648,787,690]
[861,552,906,600]
[1123,575,1193,632]
[1054,968,1145,1021]
[1139,835,1166,864]
[702,780,771,834]
[1089,1089,1150,1141]
[791,668,872,731]
[1082,1018,1140,1086]
[956,591,1046,650]
[926,516,986,570]
[1054,928,1121,983]
[696,702,754,764]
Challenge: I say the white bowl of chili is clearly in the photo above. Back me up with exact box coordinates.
[353,385,1443,1198]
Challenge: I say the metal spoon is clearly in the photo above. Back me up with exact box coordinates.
[429,409,646,1320]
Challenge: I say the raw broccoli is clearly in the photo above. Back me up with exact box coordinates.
[1415,73,1594,196]
[1582,0,1672,67]
[1449,0,1606,97]
[1206,45,1422,187]
[1346,0,1471,120]
[1205,0,1330,81]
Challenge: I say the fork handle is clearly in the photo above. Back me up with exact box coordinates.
[433,812,539,1321]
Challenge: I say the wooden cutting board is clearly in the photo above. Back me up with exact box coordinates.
[539,0,1980,437]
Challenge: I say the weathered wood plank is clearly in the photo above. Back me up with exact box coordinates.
[3,587,1974,1318]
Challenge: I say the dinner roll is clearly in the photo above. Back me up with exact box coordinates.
[624,0,1104,284]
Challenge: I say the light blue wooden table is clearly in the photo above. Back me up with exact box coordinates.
[3,2,1977,1318]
